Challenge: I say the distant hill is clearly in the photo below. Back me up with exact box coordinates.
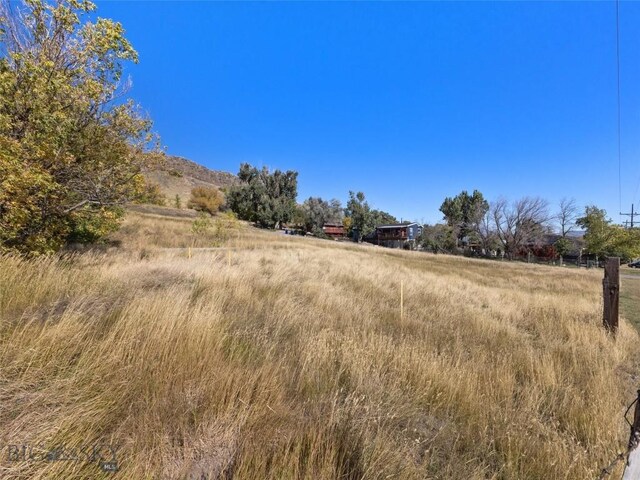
[144,156,238,202]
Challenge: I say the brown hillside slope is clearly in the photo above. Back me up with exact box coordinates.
[145,155,238,201]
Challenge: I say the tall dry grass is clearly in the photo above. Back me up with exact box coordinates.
[0,209,638,479]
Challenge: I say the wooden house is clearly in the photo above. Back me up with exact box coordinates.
[372,222,422,249]
[322,223,346,239]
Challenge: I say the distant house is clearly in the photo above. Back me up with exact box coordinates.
[322,223,346,239]
[513,233,586,263]
[371,222,422,249]
[523,233,584,255]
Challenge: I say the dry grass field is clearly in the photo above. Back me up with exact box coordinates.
[1,207,639,479]
[621,267,640,332]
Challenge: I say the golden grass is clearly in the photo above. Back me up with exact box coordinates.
[0,209,638,479]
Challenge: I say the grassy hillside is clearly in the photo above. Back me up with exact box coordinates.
[1,208,638,479]
[144,156,238,202]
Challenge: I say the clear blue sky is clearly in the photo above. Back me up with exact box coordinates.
[97,1,640,224]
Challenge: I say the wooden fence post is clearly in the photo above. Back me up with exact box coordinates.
[603,257,620,334]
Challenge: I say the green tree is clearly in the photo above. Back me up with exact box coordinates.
[576,206,640,261]
[187,186,224,215]
[370,209,397,228]
[576,207,614,260]
[345,191,371,241]
[301,197,343,235]
[554,237,572,257]
[344,191,396,241]
[0,0,160,254]
[439,190,489,246]
[420,224,456,253]
[174,195,182,209]
[290,204,307,231]
[226,163,298,229]
[616,229,640,262]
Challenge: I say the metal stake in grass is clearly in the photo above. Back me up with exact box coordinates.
[188,247,191,259]
[400,280,404,322]
[228,249,231,268]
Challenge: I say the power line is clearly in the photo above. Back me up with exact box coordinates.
[632,169,640,209]
[616,0,623,220]
[621,204,637,228]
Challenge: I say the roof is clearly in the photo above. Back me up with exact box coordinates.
[376,222,419,229]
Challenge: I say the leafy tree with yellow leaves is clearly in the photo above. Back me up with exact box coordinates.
[0,0,160,253]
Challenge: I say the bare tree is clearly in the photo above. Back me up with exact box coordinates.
[556,197,579,237]
[476,209,499,254]
[492,197,550,260]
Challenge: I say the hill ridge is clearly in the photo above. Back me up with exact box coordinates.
[145,155,239,201]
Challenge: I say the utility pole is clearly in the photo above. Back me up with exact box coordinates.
[621,204,637,228]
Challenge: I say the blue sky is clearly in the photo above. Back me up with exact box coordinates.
[97,1,640,224]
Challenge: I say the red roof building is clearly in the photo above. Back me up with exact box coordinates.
[322,223,346,239]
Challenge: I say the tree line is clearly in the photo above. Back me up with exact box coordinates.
[217,165,640,263]
[213,163,396,241]
[428,190,640,262]
[2,1,638,264]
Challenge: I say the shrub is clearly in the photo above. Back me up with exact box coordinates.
[136,182,166,206]
[188,187,224,215]
[191,212,213,236]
